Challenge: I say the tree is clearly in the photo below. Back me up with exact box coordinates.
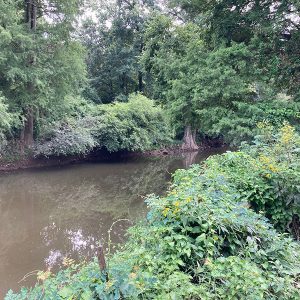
[81,0,158,103]
[141,2,300,147]
[142,17,257,148]
[169,0,300,100]
[0,0,86,148]
[141,16,200,150]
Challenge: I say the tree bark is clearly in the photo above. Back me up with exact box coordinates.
[137,42,144,92]
[182,125,199,151]
[138,70,143,92]
[21,108,34,147]
[290,214,300,241]
[25,0,37,29]
[21,0,37,147]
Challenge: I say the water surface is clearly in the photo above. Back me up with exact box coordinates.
[0,149,224,297]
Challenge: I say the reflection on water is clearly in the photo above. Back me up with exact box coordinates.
[0,149,225,297]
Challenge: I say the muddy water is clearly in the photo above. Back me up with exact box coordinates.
[0,149,225,297]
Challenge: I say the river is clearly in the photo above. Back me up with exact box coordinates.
[0,149,225,297]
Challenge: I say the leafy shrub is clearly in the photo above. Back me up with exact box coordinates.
[203,123,300,238]
[35,118,97,157]
[254,99,300,129]
[91,93,171,152]
[35,94,171,156]
[7,132,300,299]
[0,94,16,153]
[200,98,300,146]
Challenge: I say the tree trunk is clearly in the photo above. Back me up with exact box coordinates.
[21,0,37,147]
[290,214,300,241]
[182,125,199,151]
[25,0,37,30]
[137,42,144,92]
[138,70,143,92]
[22,108,34,147]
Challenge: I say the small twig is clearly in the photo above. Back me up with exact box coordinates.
[107,218,132,257]
[97,244,107,272]
[18,270,40,283]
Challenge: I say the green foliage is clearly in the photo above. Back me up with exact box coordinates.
[1,0,300,153]
[5,261,102,300]
[0,0,87,142]
[142,13,300,145]
[8,126,300,299]
[81,0,157,103]
[0,94,18,151]
[253,99,300,129]
[35,94,171,156]
[1,0,299,151]
[34,119,96,157]
[170,0,300,101]
[201,98,300,146]
[201,123,300,238]
[92,94,171,152]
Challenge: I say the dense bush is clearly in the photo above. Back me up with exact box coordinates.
[203,123,300,238]
[7,126,300,299]
[34,119,97,157]
[35,94,171,156]
[201,98,300,146]
[0,94,18,154]
[92,94,171,152]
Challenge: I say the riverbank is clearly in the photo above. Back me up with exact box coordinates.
[0,148,141,172]
[0,140,226,172]
[0,156,79,172]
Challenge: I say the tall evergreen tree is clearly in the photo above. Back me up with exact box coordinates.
[141,8,300,147]
[170,0,300,100]
[0,0,86,147]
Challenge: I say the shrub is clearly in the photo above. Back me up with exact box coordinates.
[35,94,171,156]
[91,93,172,152]
[0,94,16,153]
[35,118,97,157]
[203,123,300,238]
[199,98,300,146]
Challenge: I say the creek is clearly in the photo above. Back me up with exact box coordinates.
[0,149,225,297]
